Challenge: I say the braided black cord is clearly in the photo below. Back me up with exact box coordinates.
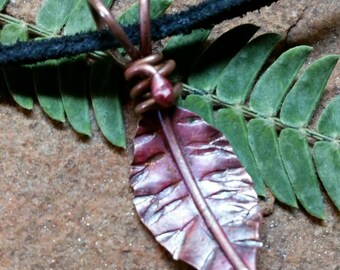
[0,0,278,66]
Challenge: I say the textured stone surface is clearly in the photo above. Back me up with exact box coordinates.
[0,0,339,269]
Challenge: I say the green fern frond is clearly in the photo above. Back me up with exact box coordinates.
[0,0,173,147]
[183,25,339,218]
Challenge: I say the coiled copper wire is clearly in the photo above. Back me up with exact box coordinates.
[88,0,182,114]
[124,54,182,114]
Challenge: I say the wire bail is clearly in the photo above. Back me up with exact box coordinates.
[88,0,182,114]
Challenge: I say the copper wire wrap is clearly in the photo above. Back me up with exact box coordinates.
[124,54,182,114]
[88,0,182,114]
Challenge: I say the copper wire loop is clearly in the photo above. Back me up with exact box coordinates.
[125,53,181,114]
[88,0,140,64]
[88,0,182,114]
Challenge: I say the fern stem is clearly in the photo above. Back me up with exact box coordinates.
[0,13,55,37]
[182,84,338,144]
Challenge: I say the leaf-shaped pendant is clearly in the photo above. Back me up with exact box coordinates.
[130,107,262,270]
[88,1,262,268]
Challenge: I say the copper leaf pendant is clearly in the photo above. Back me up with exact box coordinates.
[130,107,262,270]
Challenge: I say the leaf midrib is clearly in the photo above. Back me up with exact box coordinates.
[158,109,249,270]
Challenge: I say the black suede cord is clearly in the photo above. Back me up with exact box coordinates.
[0,0,278,66]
